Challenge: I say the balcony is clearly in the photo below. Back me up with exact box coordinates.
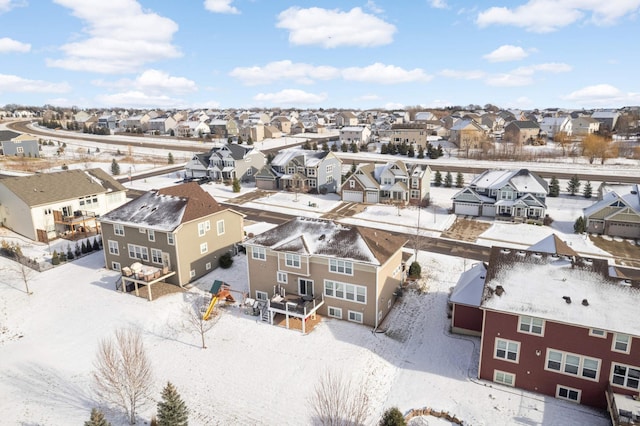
[265,289,324,334]
[119,262,177,301]
[606,383,640,426]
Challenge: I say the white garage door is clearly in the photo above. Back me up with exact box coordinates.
[455,202,479,216]
[482,205,496,217]
[342,190,363,203]
[366,191,379,204]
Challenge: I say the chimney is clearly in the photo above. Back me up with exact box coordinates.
[495,285,504,296]
[582,299,589,306]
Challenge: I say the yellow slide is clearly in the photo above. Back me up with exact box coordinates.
[203,296,218,321]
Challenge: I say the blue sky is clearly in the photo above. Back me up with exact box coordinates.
[1,0,639,110]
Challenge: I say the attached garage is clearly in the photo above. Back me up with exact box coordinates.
[342,190,364,203]
[366,191,379,204]
[454,202,480,216]
[481,204,496,217]
[607,222,640,239]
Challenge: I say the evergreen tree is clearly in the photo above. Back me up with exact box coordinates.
[302,141,311,150]
[380,143,389,154]
[417,146,424,159]
[247,136,253,145]
[574,216,586,233]
[436,144,444,158]
[407,145,415,158]
[266,153,274,164]
[434,170,442,187]
[548,176,560,197]
[322,142,329,152]
[340,142,348,152]
[444,171,453,188]
[583,181,593,199]
[92,238,100,251]
[397,142,408,156]
[237,135,243,145]
[67,245,75,260]
[330,142,338,152]
[85,408,111,426]
[379,407,406,426]
[567,174,581,196]
[51,250,60,265]
[232,178,241,193]
[168,152,174,165]
[156,382,188,426]
[455,172,464,188]
[111,158,120,176]
[81,241,88,254]
[426,143,434,158]
[312,141,318,151]
[350,142,358,153]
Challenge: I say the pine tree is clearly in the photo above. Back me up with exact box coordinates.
[407,145,415,158]
[168,152,174,165]
[380,143,388,154]
[444,171,453,188]
[111,158,120,176]
[85,408,111,426]
[92,238,100,251]
[331,143,338,152]
[417,146,424,159]
[341,142,348,152]
[455,172,464,188]
[434,170,442,187]
[247,136,253,145]
[322,142,329,152]
[436,144,444,158]
[574,216,586,233]
[232,178,241,193]
[312,141,318,151]
[156,382,189,426]
[548,176,560,197]
[237,135,243,145]
[567,174,581,196]
[379,406,406,426]
[583,181,593,199]
[51,250,60,265]
[81,241,88,254]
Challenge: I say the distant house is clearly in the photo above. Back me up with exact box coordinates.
[0,169,128,242]
[184,143,266,182]
[243,217,408,333]
[503,120,541,145]
[270,116,292,134]
[175,120,210,138]
[539,116,570,139]
[583,184,640,239]
[339,126,371,146]
[452,169,548,220]
[449,119,487,150]
[97,115,117,131]
[0,133,39,157]
[335,111,359,127]
[566,117,600,137]
[99,183,244,288]
[208,119,238,138]
[119,114,150,132]
[148,115,177,135]
[389,123,430,148]
[255,149,342,193]
[239,124,264,143]
[591,110,620,133]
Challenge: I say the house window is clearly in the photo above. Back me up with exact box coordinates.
[556,385,581,403]
[309,179,317,188]
[494,338,520,363]
[307,168,316,177]
[518,315,544,336]
[329,259,353,275]
[114,224,125,236]
[611,363,640,390]
[299,278,313,296]
[112,261,121,271]
[612,333,631,354]
[324,280,366,304]
[287,166,295,174]
[139,228,146,233]
[200,242,208,254]
[277,272,287,284]
[328,307,342,319]
[217,220,225,236]
[326,164,334,175]
[127,244,149,262]
[589,329,606,338]
[256,291,268,301]
[349,180,355,189]
[493,370,515,387]
[252,247,266,261]
[198,221,210,236]
[348,310,363,324]
[108,240,119,255]
[17,146,24,154]
[190,269,196,278]
[167,233,175,245]
[545,349,600,381]
[206,262,211,270]
[410,190,420,199]
[285,253,301,268]
[148,229,155,242]
[151,249,162,264]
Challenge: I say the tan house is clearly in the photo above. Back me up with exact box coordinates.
[270,116,292,134]
[390,123,430,149]
[449,119,487,150]
[99,183,244,289]
[503,120,541,145]
[244,217,407,333]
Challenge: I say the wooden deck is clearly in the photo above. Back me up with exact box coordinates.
[273,312,323,333]
[125,281,185,301]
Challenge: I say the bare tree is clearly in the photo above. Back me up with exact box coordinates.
[183,293,218,349]
[309,369,369,426]
[92,328,154,425]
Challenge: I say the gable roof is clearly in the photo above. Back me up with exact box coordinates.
[506,120,539,130]
[470,169,548,194]
[584,184,640,217]
[526,234,578,257]
[0,130,21,141]
[0,168,125,207]
[450,262,487,307]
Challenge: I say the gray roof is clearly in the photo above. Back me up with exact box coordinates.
[0,130,21,141]
[0,168,126,207]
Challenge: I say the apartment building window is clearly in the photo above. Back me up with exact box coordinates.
[285,253,301,268]
[200,242,208,254]
[494,338,520,363]
[167,233,175,245]
[410,190,420,199]
[307,168,316,177]
[493,370,515,387]
[556,385,581,403]
[611,363,640,390]
[148,229,155,242]
[329,259,353,275]
[348,310,363,324]
[114,224,125,236]
[589,328,607,338]
[324,280,366,304]
[328,307,342,319]
[198,220,210,237]
[277,272,287,284]
[127,244,149,262]
[326,164,334,175]
[217,220,225,236]
[108,240,119,255]
[151,249,162,264]
[545,349,600,380]
[518,315,545,336]
[612,333,631,354]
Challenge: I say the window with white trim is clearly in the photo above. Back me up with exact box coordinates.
[556,385,581,403]
[112,261,121,271]
[518,315,544,336]
[493,370,515,387]
[256,291,268,301]
[326,164,334,175]
[198,221,208,236]
[108,240,119,255]
[277,272,287,284]
[167,233,174,245]
[217,220,225,236]
[285,253,301,268]
[349,180,355,188]
[252,247,266,261]
[190,269,196,278]
[348,310,363,324]
[328,307,342,319]
[200,242,208,254]
[612,333,631,354]
[127,244,149,262]
[324,280,366,304]
[114,223,125,236]
[151,248,162,264]
[148,229,155,242]
[611,363,640,391]
[545,349,600,381]
[206,262,211,270]
[494,338,520,363]
[329,259,353,275]
[589,328,607,338]
[17,146,24,154]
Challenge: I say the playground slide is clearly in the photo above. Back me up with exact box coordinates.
[203,296,218,321]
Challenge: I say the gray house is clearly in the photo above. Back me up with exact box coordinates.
[184,143,266,182]
[1,132,39,158]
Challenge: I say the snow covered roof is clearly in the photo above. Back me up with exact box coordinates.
[526,234,577,257]
[245,217,407,266]
[481,246,640,336]
[471,169,548,194]
[583,184,640,217]
[270,149,327,168]
[450,262,487,307]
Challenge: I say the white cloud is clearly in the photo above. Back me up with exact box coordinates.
[253,89,327,105]
[341,63,432,84]
[47,0,181,73]
[0,0,24,14]
[430,0,448,9]
[276,7,396,48]
[477,0,640,33]
[0,37,30,53]
[562,84,640,106]
[0,74,70,93]
[483,45,528,62]
[95,90,186,108]
[485,62,571,86]
[204,0,239,14]
[365,0,384,14]
[384,102,406,110]
[439,69,486,80]
[93,70,197,95]
[229,60,340,86]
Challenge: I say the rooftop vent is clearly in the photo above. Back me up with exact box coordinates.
[319,234,326,241]
[517,250,526,257]
[582,299,589,306]
[495,285,505,296]
[562,296,572,304]
[501,248,511,254]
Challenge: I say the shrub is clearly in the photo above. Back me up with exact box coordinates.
[51,250,60,265]
[219,252,233,269]
[408,261,422,278]
[380,407,406,426]
[93,238,100,251]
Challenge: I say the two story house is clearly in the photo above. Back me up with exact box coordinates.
[503,120,541,145]
[0,168,127,242]
[583,184,640,239]
[255,149,341,193]
[244,217,408,333]
[449,119,488,150]
[184,143,266,182]
[99,182,244,290]
[1,133,39,157]
[452,169,548,220]
[339,126,371,147]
